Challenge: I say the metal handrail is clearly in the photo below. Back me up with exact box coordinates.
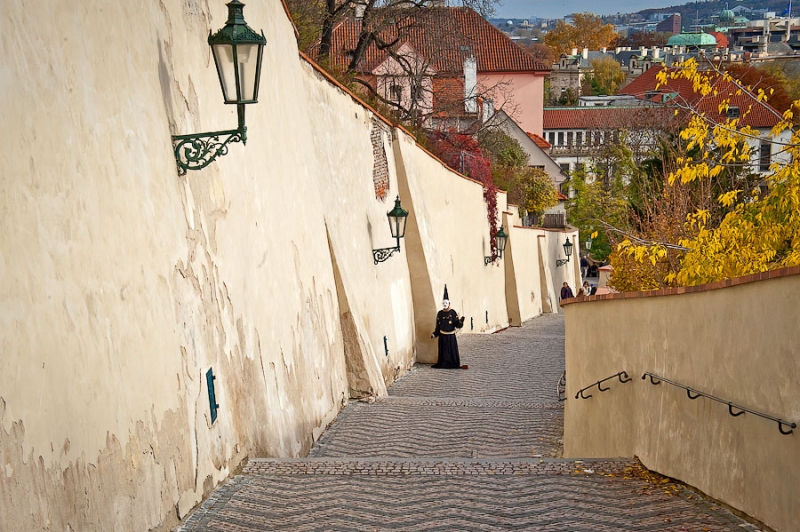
[642,372,797,436]
[575,371,632,400]
[557,371,567,402]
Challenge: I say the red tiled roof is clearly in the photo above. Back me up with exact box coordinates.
[557,192,569,201]
[312,8,549,75]
[542,106,676,130]
[526,132,551,148]
[707,31,729,49]
[619,66,781,128]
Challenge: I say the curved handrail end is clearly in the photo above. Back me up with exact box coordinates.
[642,373,661,385]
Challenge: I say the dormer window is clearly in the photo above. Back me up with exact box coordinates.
[727,106,740,119]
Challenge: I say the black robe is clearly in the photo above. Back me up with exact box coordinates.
[432,309,465,368]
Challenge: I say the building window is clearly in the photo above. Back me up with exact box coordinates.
[560,163,570,175]
[727,106,740,119]
[558,132,564,145]
[593,131,601,145]
[759,140,771,171]
[576,132,583,146]
[548,132,556,145]
[389,84,403,103]
[567,132,574,146]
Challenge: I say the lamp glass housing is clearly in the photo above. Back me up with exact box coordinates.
[585,237,592,251]
[563,237,574,259]
[494,226,508,256]
[386,196,409,239]
[212,43,264,103]
[208,0,266,105]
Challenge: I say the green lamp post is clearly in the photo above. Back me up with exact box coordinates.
[556,237,574,267]
[372,196,410,264]
[485,225,509,264]
[172,0,266,175]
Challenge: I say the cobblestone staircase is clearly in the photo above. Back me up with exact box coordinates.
[178,315,758,531]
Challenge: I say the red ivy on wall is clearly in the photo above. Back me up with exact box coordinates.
[429,130,500,259]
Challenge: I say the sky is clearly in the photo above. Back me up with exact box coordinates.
[493,0,684,20]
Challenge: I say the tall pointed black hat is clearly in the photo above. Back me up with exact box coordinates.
[443,285,449,300]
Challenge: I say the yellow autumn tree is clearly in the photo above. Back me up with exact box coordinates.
[618,58,800,286]
[587,56,627,96]
[543,13,619,56]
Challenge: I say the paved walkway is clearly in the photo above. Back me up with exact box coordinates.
[178,314,758,531]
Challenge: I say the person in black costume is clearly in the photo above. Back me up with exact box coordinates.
[431,285,467,369]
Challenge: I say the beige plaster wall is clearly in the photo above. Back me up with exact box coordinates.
[504,225,545,323]
[563,274,800,532]
[300,63,415,395]
[0,1,411,530]
[543,229,581,312]
[0,1,564,530]
[393,132,510,363]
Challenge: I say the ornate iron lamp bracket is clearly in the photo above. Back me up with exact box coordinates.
[172,126,246,176]
[373,245,401,264]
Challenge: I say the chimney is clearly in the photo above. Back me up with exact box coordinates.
[653,47,660,59]
[641,46,647,55]
[464,56,477,114]
[482,99,495,122]
[354,1,366,19]
[571,47,578,55]
[600,47,607,53]
[582,47,589,59]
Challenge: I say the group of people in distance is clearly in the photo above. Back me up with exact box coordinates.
[558,254,596,301]
[561,279,594,301]
[432,262,592,370]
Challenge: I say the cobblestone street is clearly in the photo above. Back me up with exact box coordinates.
[178,315,758,531]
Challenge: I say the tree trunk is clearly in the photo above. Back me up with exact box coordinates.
[319,0,338,59]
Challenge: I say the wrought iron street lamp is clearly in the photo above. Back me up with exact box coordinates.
[485,226,509,265]
[372,196,409,264]
[585,236,592,251]
[172,0,266,175]
[556,237,574,267]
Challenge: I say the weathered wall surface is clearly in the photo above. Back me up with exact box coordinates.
[541,228,581,311]
[393,133,511,363]
[0,0,402,530]
[503,225,579,324]
[0,1,565,530]
[300,61,415,395]
[563,271,800,532]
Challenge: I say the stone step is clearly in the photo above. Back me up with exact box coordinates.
[243,457,634,476]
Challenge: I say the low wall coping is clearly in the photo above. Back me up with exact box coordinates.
[561,265,800,306]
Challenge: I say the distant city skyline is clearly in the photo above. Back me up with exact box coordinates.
[493,0,685,20]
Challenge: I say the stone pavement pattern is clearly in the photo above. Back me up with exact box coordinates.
[178,314,758,531]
